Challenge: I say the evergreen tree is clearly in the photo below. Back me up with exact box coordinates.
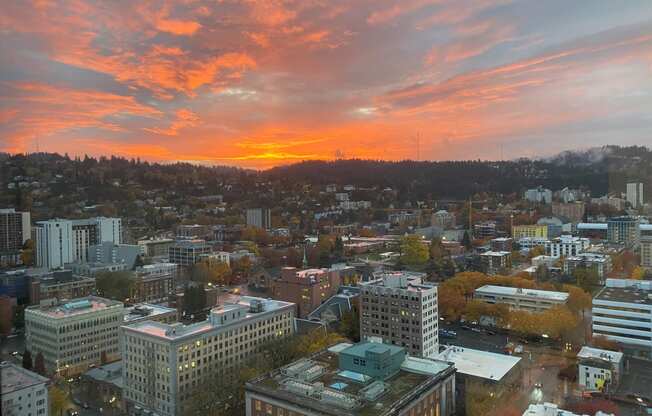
[462,230,472,250]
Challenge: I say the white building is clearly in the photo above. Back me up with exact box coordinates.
[474,285,569,312]
[360,271,438,357]
[434,345,521,381]
[626,182,644,209]
[517,237,550,252]
[34,219,74,269]
[121,296,296,416]
[545,235,590,258]
[577,346,624,392]
[25,296,124,376]
[1,362,49,416]
[641,235,652,271]
[523,402,613,416]
[199,251,230,265]
[592,279,652,357]
[524,187,552,204]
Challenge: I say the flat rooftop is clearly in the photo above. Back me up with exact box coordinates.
[475,285,569,302]
[27,296,123,319]
[481,251,511,256]
[522,403,582,416]
[123,303,176,323]
[577,347,623,364]
[594,286,652,305]
[246,342,454,416]
[434,345,521,381]
[1,362,49,395]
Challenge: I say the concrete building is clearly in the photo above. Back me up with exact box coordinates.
[545,235,590,258]
[474,285,569,312]
[626,182,644,209]
[490,237,513,252]
[480,251,512,275]
[246,208,272,230]
[1,362,49,416]
[431,210,456,229]
[523,402,613,416]
[577,346,624,392]
[641,235,652,271]
[25,296,124,376]
[524,187,552,204]
[198,251,230,266]
[536,216,567,239]
[607,216,640,247]
[121,296,295,416]
[360,271,438,357]
[473,221,497,239]
[512,225,548,239]
[552,202,586,223]
[0,208,31,257]
[517,237,550,252]
[168,240,211,267]
[564,253,612,280]
[271,267,340,318]
[245,341,456,416]
[71,217,122,263]
[123,303,177,325]
[34,219,74,269]
[592,279,652,358]
[87,242,141,269]
[137,238,175,258]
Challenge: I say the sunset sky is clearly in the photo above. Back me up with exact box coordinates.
[2,1,652,168]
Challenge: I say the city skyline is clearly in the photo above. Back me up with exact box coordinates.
[2,1,652,168]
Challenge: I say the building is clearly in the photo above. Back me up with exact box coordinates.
[556,187,585,203]
[524,187,552,204]
[198,251,230,266]
[434,346,521,415]
[306,286,360,325]
[70,217,122,263]
[607,216,640,247]
[490,237,513,252]
[552,202,585,223]
[123,303,177,325]
[245,341,456,416]
[592,279,652,358]
[168,240,211,267]
[431,210,456,229]
[69,262,128,277]
[360,271,438,357]
[480,251,512,275]
[564,253,612,280]
[626,182,644,209]
[536,217,567,239]
[474,285,569,312]
[80,361,124,413]
[512,224,548,239]
[517,237,550,252]
[133,263,177,304]
[25,296,124,376]
[1,362,49,416]
[545,235,590,258]
[137,238,175,258]
[641,236,652,271]
[522,402,613,416]
[34,219,74,269]
[271,267,340,318]
[121,296,295,416]
[577,346,624,392]
[0,209,31,262]
[87,242,141,269]
[35,271,96,304]
[473,221,496,239]
[246,208,272,230]
[176,224,208,239]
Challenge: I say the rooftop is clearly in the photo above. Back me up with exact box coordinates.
[434,345,521,381]
[1,362,49,395]
[27,296,123,319]
[123,303,177,323]
[594,283,652,305]
[246,342,455,416]
[83,360,123,389]
[481,251,511,256]
[475,285,569,302]
[577,347,623,364]
[363,271,434,292]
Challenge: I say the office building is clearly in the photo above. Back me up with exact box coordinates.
[552,202,585,223]
[577,346,623,392]
[607,216,640,247]
[564,253,612,280]
[524,187,552,204]
[121,296,295,416]
[480,251,512,275]
[490,237,513,252]
[512,225,548,239]
[271,267,340,318]
[137,238,175,258]
[626,182,644,209]
[473,221,496,239]
[25,296,124,376]
[168,240,211,267]
[592,279,652,357]
[1,362,49,416]
[0,208,31,254]
[474,285,569,312]
[545,235,590,258]
[35,271,96,304]
[360,271,438,357]
[123,304,177,325]
[517,237,549,252]
[71,217,122,263]
[133,263,177,304]
[641,236,652,271]
[34,219,74,269]
[431,210,456,229]
[246,208,272,230]
[245,341,456,416]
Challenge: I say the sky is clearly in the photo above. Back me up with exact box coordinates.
[2,1,652,169]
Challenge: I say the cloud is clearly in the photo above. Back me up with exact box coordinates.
[144,108,200,136]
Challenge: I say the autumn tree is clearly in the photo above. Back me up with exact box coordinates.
[49,385,68,416]
[400,235,429,265]
[95,271,136,301]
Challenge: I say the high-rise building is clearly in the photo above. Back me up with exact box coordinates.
[245,341,456,416]
[246,208,272,230]
[168,240,211,266]
[551,202,585,223]
[626,182,644,209]
[524,187,552,204]
[607,216,640,247]
[1,362,49,416]
[34,219,74,269]
[0,208,31,253]
[25,296,124,376]
[71,217,122,263]
[121,297,295,416]
[360,271,438,358]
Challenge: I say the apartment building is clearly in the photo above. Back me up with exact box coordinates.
[474,285,569,313]
[1,362,49,416]
[512,225,548,239]
[564,253,612,280]
[71,217,122,263]
[121,296,295,416]
[480,251,512,275]
[246,208,272,230]
[168,240,211,267]
[0,209,31,266]
[592,279,652,358]
[473,221,497,239]
[133,264,177,304]
[626,182,644,209]
[607,216,640,247]
[545,235,590,258]
[360,271,438,358]
[577,346,624,392]
[517,237,549,252]
[25,296,124,376]
[524,187,552,204]
[245,341,456,416]
[137,238,175,258]
[490,237,513,252]
[552,202,585,223]
[271,267,340,318]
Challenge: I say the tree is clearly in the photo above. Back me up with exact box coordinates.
[22,350,33,370]
[631,266,646,280]
[400,235,429,265]
[20,239,35,266]
[461,230,472,250]
[49,385,68,416]
[565,285,592,317]
[34,352,46,375]
[95,271,136,302]
[338,308,360,342]
[572,267,599,291]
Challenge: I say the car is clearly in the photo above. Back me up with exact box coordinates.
[461,325,471,330]
[471,327,482,333]
[11,351,19,356]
